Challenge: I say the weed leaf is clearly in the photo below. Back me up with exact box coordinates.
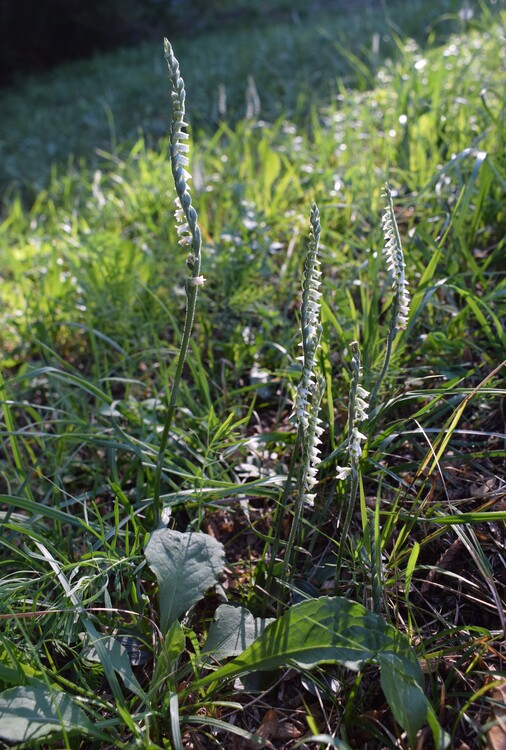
[0,685,92,742]
[379,652,428,747]
[203,604,274,661]
[197,597,428,742]
[145,529,225,631]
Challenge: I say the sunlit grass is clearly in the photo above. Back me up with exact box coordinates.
[0,0,479,196]
[0,2,505,747]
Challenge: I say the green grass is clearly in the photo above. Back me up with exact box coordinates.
[0,0,479,197]
[1,0,506,747]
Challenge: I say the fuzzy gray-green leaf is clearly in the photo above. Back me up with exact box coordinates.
[145,529,225,632]
[203,604,274,661]
[0,685,92,743]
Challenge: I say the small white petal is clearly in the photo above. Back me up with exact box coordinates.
[356,406,368,421]
[352,427,367,442]
[336,466,351,480]
[190,275,206,286]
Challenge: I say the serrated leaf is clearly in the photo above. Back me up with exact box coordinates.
[196,597,428,742]
[0,685,92,742]
[203,604,274,661]
[145,529,225,631]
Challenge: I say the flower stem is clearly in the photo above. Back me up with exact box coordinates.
[151,40,203,528]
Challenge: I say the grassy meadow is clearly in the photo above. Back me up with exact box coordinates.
[0,0,505,747]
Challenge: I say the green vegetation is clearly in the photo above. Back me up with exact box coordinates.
[0,0,480,195]
[1,0,505,747]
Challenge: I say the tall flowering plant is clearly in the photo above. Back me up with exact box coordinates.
[370,183,411,411]
[281,204,325,584]
[152,41,205,527]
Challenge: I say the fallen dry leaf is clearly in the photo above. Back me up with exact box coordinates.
[487,681,506,750]
[256,708,279,741]
[275,720,303,740]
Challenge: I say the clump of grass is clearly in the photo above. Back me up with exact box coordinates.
[0,0,487,197]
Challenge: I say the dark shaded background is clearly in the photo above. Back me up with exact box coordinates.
[1,0,263,84]
[0,0,384,84]
[0,0,176,84]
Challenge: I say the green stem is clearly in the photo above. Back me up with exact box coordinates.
[152,280,199,527]
[334,466,359,590]
[266,441,298,587]
[151,40,203,529]
[280,426,305,605]
[334,341,363,589]
[369,317,395,413]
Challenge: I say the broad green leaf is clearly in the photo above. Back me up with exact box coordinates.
[203,604,274,661]
[145,529,225,631]
[0,685,92,742]
[196,597,428,742]
[258,138,281,206]
[164,621,185,668]
[379,652,428,748]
